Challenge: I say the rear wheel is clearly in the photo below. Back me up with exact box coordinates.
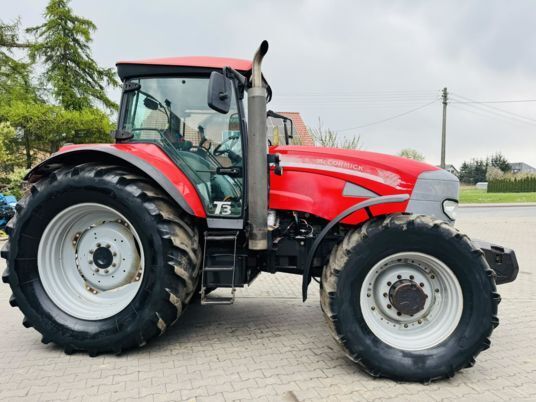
[2,163,201,355]
[320,214,500,382]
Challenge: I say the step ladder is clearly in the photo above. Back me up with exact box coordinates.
[200,231,239,305]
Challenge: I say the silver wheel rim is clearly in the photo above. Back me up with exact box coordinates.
[37,203,145,320]
[360,252,463,351]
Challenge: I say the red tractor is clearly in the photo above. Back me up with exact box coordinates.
[2,41,518,382]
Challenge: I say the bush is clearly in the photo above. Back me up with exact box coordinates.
[488,175,536,193]
[486,166,504,181]
[0,167,28,198]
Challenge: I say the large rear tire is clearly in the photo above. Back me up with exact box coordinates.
[1,163,201,355]
[320,213,500,382]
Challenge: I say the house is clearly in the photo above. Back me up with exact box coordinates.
[435,164,459,177]
[509,162,536,174]
[266,112,315,146]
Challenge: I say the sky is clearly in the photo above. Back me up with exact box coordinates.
[4,0,536,168]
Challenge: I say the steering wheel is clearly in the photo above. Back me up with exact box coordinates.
[213,136,239,156]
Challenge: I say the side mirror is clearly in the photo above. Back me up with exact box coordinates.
[207,71,232,114]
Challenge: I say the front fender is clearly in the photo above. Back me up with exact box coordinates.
[25,143,206,218]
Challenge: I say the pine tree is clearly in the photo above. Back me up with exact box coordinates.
[26,0,118,111]
[0,19,34,99]
[489,152,511,173]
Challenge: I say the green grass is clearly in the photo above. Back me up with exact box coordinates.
[459,187,536,204]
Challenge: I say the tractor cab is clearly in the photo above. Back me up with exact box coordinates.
[115,58,254,219]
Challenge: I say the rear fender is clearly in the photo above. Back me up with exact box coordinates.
[25,144,206,218]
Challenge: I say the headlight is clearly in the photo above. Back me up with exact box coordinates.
[442,199,458,221]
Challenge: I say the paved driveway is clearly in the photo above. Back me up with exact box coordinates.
[0,206,535,401]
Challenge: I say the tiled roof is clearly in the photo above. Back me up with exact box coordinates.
[278,112,315,146]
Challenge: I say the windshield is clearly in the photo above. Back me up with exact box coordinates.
[121,77,244,218]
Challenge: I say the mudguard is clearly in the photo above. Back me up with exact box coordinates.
[302,194,410,301]
[25,143,206,218]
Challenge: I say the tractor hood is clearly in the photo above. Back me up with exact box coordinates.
[271,145,438,193]
[268,145,452,224]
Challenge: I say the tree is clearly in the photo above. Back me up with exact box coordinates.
[310,118,361,150]
[26,0,118,111]
[0,122,18,172]
[398,148,425,161]
[489,152,511,173]
[0,19,36,101]
[459,158,488,184]
[0,101,113,168]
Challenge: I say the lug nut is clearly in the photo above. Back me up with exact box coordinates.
[112,263,117,267]
[371,306,375,311]
[435,288,439,293]
[106,244,111,248]
[97,243,101,247]
[387,304,392,309]
[418,319,422,324]
[88,260,93,265]
[404,324,408,328]
[89,249,94,254]
[104,269,109,274]
[387,281,392,286]
[383,292,387,298]
[419,283,425,287]
[397,275,402,279]
[112,252,117,256]
[431,274,435,279]
[397,312,402,316]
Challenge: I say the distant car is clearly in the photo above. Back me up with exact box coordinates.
[0,193,16,231]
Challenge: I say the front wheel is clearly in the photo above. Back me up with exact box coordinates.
[320,214,500,382]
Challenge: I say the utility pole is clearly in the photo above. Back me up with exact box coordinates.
[440,87,448,169]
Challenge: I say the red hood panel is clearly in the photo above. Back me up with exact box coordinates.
[269,146,439,223]
[271,145,438,192]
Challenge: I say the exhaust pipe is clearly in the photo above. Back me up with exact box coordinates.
[248,40,269,250]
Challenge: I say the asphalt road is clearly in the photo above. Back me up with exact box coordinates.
[0,205,535,401]
[458,205,536,219]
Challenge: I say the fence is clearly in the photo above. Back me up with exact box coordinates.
[488,176,536,193]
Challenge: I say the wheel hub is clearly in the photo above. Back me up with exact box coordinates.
[93,246,113,268]
[389,279,427,316]
[75,220,142,292]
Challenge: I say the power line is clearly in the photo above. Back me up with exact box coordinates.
[451,99,536,125]
[277,89,439,97]
[450,103,536,127]
[335,100,438,132]
[451,99,536,104]
[450,92,536,124]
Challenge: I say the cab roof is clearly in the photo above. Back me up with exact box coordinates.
[116,56,252,81]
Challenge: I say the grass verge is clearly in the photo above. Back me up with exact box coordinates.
[460,187,536,204]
